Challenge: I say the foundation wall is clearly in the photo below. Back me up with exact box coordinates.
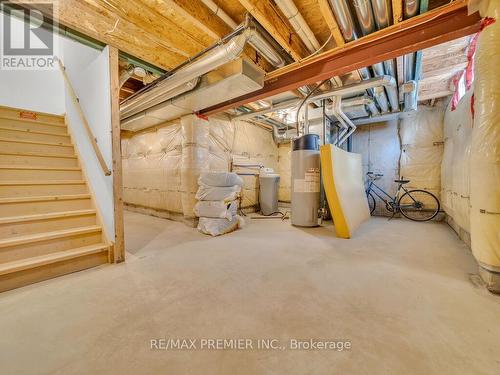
[122,117,278,221]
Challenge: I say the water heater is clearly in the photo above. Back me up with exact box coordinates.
[291,134,320,227]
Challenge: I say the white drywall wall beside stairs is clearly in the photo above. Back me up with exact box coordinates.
[0,12,65,114]
[62,42,114,239]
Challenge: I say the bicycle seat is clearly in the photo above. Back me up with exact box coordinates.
[394,179,410,184]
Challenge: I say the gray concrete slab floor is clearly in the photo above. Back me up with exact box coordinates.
[1,211,499,374]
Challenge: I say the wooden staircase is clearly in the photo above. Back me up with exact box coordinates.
[0,106,111,292]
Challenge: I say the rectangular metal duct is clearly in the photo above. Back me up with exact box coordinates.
[121,58,264,132]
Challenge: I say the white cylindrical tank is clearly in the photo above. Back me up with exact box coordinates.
[291,134,320,227]
[259,168,280,215]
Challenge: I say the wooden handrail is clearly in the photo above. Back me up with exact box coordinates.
[56,57,112,176]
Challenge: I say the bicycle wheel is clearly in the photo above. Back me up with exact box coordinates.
[367,192,376,215]
[398,189,440,221]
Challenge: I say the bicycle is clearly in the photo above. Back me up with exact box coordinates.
[365,172,440,222]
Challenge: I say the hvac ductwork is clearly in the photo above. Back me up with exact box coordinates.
[201,1,286,68]
[121,23,286,121]
[121,32,248,119]
[307,75,399,112]
[328,0,398,112]
[275,0,321,53]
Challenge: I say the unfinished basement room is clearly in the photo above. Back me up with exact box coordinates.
[0,0,499,373]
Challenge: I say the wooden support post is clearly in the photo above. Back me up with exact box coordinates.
[108,46,125,263]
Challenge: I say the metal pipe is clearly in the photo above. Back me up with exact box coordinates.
[370,0,391,29]
[404,0,420,19]
[202,0,286,67]
[121,21,287,118]
[121,32,248,118]
[328,0,358,41]
[307,75,398,112]
[353,0,376,36]
[342,95,380,115]
[275,0,321,53]
[351,112,400,125]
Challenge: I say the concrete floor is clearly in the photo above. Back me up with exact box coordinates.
[1,211,499,374]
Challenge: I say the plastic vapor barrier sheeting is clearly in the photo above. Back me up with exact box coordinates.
[399,106,445,201]
[122,125,183,214]
[470,0,500,271]
[122,116,278,219]
[320,145,370,238]
[442,89,473,233]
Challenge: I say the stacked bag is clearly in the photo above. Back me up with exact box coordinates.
[195,172,245,236]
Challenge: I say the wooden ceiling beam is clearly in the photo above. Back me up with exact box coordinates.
[22,0,186,70]
[238,0,310,60]
[201,1,481,115]
[317,0,345,47]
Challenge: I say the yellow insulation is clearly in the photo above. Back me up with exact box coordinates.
[320,145,370,239]
[471,0,500,271]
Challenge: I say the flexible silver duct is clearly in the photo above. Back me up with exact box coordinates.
[404,0,420,18]
[121,25,286,119]
[371,0,391,29]
[329,0,396,112]
[328,0,358,41]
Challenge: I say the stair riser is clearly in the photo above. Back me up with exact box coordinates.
[0,214,97,238]
[0,140,74,155]
[0,199,93,217]
[0,128,70,144]
[0,154,79,168]
[0,184,87,198]
[0,119,67,135]
[0,169,82,180]
[0,231,103,263]
[0,250,108,293]
[0,107,65,125]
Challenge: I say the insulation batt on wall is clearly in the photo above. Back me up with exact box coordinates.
[399,105,445,202]
[469,0,500,279]
[352,120,400,216]
[122,117,278,220]
[441,88,473,237]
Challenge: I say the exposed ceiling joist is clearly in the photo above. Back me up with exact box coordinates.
[152,0,232,40]
[392,0,403,24]
[92,0,206,57]
[201,1,481,115]
[22,0,187,69]
[317,0,345,47]
[238,0,310,60]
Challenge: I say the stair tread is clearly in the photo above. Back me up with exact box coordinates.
[0,243,108,276]
[0,209,96,224]
[0,165,80,171]
[0,126,69,137]
[0,115,66,128]
[0,151,77,158]
[0,194,90,204]
[0,225,102,248]
[0,137,73,147]
[0,180,86,185]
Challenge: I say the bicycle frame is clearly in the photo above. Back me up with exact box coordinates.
[366,180,418,210]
